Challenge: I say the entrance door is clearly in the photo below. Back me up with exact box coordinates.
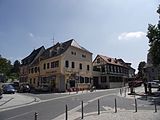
[93,77,99,89]
[69,80,75,88]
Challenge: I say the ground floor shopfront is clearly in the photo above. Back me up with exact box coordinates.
[93,74,128,89]
[26,73,92,92]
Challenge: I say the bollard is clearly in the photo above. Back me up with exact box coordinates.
[115,98,117,113]
[65,104,68,120]
[124,88,126,97]
[120,89,122,96]
[81,101,84,119]
[135,99,137,112]
[154,100,157,113]
[98,99,100,115]
[34,112,38,120]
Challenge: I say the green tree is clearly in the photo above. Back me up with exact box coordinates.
[147,5,160,66]
[137,61,148,94]
[11,60,20,76]
[138,61,146,78]
[0,57,12,79]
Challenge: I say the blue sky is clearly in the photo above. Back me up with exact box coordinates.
[0,0,159,71]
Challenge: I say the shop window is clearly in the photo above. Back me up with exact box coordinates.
[80,76,84,83]
[30,78,32,84]
[101,76,107,83]
[85,77,90,83]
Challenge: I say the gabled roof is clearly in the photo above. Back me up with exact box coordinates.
[71,40,91,53]
[21,46,45,65]
[40,39,91,60]
[93,55,129,67]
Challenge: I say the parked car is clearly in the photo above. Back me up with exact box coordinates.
[12,81,20,91]
[2,84,16,94]
[128,81,143,87]
[147,81,160,88]
[0,88,2,99]
[19,84,30,93]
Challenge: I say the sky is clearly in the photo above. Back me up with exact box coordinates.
[0,0,159,72]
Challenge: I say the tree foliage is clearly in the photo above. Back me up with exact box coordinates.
[137,61,146,78]
[147,5,160,66]
[0,57,12,77]
[0,55,20,81]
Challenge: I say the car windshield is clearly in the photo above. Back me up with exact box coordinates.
[6,85,14,89]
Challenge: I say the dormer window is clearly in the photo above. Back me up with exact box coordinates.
[108,58,111,62]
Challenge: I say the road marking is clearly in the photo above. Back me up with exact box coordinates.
[53,93,116,120]
[5,110,36,120]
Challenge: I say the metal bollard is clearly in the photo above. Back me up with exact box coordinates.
[34,112,38,120]
[98,99,100,115]
[124,88,126,97]
[115,98,117,113]
[120,89,122,96]
[65,104,68,120]
[81,101,84,119]
[135,99,137,112]
[154,100,157,113]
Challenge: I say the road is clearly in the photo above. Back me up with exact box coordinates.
[0,88,159,120]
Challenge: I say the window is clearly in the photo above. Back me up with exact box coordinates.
[87,65,90,71]
[85,77,90,83]
[101,76,107,83]
[43,63,46,70]
[35,67,37,73]
[30,78,32,84]
[65,60,69,68]
[80,76,84,83]
[71,51,76,55]
[97,58,100,63]
[55,61,59,67]
[33,78,36,84]
[82,54,86,58]
[31,68,34,73]
[79,63,82,69]
[51,61,59,68]
[72,62,75,68]
[37,67,40,72]
[47,63,50,69]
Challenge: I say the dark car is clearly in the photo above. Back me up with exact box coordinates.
[19,84,30,93]
[0,88,2,99]
[2,84,16,94]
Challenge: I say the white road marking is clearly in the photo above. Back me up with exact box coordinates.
[5,110,36,120]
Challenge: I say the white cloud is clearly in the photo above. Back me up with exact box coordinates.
[29,32,34,38]
[118,31,146,40]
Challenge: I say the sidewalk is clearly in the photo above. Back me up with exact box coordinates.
[0,93,39,111]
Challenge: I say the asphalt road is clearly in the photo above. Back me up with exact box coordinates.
[0,89,118,120]
[0,89,159,120]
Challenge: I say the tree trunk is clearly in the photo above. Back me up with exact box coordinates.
[144,82,148,94]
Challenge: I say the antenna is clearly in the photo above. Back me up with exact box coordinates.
[51,35,55,46]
